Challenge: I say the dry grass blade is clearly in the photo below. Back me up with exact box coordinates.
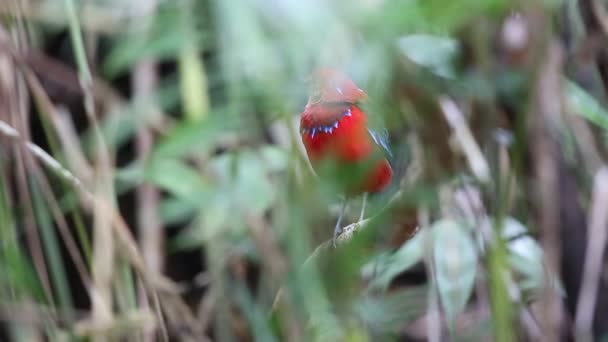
[530,40,565,340]
[438,96,490,183]
[574,167,608,340]
[0,118,206,335]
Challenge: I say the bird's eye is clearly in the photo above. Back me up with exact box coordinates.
[308,86,322,104]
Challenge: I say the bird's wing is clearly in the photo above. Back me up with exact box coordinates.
[367,128,393,159]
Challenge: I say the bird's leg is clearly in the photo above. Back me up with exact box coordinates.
[359,192,368,222]
[333,199,348,248]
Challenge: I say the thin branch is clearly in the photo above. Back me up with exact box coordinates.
[530,40,565,340]
[575,167,608,340]
[438,96,490,183]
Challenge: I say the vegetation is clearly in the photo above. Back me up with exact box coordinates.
[1,0,608,340]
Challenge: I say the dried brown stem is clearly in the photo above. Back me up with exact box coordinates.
[530,40,565,340]
[574,167,608,340]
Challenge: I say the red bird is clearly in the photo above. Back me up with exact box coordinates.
[299,69,393,246]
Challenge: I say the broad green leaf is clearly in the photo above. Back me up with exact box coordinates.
[159,197,198,225]
[365,230,426,291]
[83,80,180,152]
[501,217,543,276]
[259,145,289,173]
[397,34,459,78]
[171,148,278,248]
[417,0,508,33]
[565,79,608,131]
[234,151,275,214]
[497,217,565,298]
[103,3,202,76]
[432,219,477,322]
[233,284,278,342]
[208,150,276,215]
[153,112,242,159]
[144,158,209,203]
[356,286,428,332]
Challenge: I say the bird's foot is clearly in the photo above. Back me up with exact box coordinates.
[332,225,343,248]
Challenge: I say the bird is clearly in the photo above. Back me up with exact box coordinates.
[299,69,393,246]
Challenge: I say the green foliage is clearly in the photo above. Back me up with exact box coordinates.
[432,220,477,323]
[2,0,608,340]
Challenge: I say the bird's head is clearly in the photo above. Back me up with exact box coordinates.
[306,68,367,106]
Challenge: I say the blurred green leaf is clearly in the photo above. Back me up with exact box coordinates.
[153,112,242,159]
[84,80,180,152]
[103,4,202,77]
[180,47,210,122]
[501,217,543,281]
[433,219,477,322]
[233,283,278,342]
[260,145,289,173]
[498,217,565,298]
[397,34,459,78]
[365,230,425,291]
[565,79,608,131]
[356,286,427,332]
[209,151,274,211]
[417,0,508,32]
[159,197,198,225]
[172,148,280,248]
[144,158,209,203]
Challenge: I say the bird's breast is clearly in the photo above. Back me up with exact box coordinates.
[300,105,393,194]
[301,105,372,162]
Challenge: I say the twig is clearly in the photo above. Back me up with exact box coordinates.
[591,0,608,36]
[438,96,490,183]
[530,40,565,340]
[419,206,441,342]
[0,302,86,326]
[63,0,116,337]
[0,120,85,188]
[574,167,608,340]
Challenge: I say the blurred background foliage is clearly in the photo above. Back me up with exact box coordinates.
[2,0,608,341]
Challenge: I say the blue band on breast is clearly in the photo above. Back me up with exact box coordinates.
[300,108,352,137]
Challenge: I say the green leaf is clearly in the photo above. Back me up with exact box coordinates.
[365,230,426,291]
[152,111,242,159]
[144,158,209,203]
[432,219,477,322]
[207,150,276,215]
[259,145,289,173]
[356,286,428,332]
[233,283,278,342]
[83,80,180,152]
[417,0,508,33]
[159,197,198,225]
[498,217,564,298]
[103,3,202,77]
[565,79,608,132]
[397,34,459,78]
[171,148,278,248]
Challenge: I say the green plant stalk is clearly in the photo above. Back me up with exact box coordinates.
[179,46,210,122]
[488,133,515,342]
[30,181,74,311]
[206,238,235,342]
[115,261,138,310]
[70,207,92,264]
[32,106,92,264]
[487,233,514,342]
[63,0,92,84]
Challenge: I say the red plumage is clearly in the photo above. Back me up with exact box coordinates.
[299,69,393,195]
